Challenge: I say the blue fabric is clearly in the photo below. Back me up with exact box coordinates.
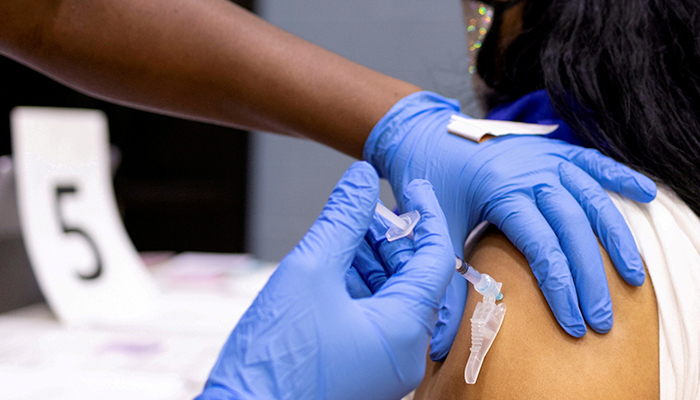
[487,89,582,146]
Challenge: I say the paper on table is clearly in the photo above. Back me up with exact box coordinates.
[447,114,559,143]
[0,367,188,400]
[0,317,191,400]
[0,258,277,399]
[139,254,275,334]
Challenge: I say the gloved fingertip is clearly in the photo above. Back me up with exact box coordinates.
[618,252,646,286]
[564,323,587,338]
[628,266,646,287]
[429,347,448,363]
[641,178,657,200]
[429,332,449,362]
[587,303,614,334]
[428,315,445,359]
[429,308,462,362]
[402,179,436,205]
[344,161,381,191]
[590,317,613,334]
[405,178,435,191]
[625,174,657,203]
[532,182,554,196]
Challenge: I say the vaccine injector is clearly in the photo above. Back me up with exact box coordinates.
[374,202,507,385]
[374,203,503,300]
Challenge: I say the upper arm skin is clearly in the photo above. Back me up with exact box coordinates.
[415,226,659,399]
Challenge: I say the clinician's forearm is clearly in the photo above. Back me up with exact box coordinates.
[0,0,420,158]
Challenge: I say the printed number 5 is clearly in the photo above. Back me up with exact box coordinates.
[55,185,103,280]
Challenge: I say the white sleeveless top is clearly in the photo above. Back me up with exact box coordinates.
[458,187,700,399]
[608,188,700,399]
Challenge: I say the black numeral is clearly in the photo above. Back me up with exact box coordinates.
[55,185,103,280]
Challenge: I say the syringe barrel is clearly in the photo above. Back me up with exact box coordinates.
[474,273,501,299]
[465,266,483,285]
[456,258,503,300]
[455,258,482,285]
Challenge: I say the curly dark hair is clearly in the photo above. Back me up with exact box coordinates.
[476,0,700,216]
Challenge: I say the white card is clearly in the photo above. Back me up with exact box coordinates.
[11,107,158,326]
[447,114,559,142]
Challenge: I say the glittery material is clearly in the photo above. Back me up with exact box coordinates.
[463,1,494,73]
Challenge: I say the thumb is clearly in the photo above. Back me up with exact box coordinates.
[378,180,455,312]
[293,161,380,276]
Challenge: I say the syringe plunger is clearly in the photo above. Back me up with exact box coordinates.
[375,203,421,241]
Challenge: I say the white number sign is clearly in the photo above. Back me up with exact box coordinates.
[11,107,158,326]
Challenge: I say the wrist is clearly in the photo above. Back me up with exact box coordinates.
[363,91,462,185]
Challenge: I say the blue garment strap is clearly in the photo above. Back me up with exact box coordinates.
[485,89,582,146]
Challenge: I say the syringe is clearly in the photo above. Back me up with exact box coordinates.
[375,202,505,385]
[455,257,504,301]
[374,203,503,301]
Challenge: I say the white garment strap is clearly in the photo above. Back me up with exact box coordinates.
[609,189,700,399]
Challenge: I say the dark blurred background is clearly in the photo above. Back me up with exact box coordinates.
[0,0,255,254]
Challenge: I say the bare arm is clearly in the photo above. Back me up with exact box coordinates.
[416,226,659,399]
[0,0,420,158]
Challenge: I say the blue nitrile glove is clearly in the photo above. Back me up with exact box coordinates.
[346,203,419,300]
[364,92,657,361]
[197,162,455,400]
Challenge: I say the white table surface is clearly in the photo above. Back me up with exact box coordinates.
[0,253,276,400]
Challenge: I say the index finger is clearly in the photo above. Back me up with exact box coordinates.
[486,195,586,337]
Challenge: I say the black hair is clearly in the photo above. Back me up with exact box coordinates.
[476,0,700,216]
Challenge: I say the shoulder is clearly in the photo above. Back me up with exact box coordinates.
[416,225,659,399]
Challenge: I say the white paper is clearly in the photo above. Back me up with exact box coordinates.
[447,114,559,142]
[142,253,275,334]
[0,257,276,399]
[11,107,158,327]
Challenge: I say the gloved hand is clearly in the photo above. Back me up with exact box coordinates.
[364,92,657,361]
[197,162,455,400]
[346,204,419,300]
